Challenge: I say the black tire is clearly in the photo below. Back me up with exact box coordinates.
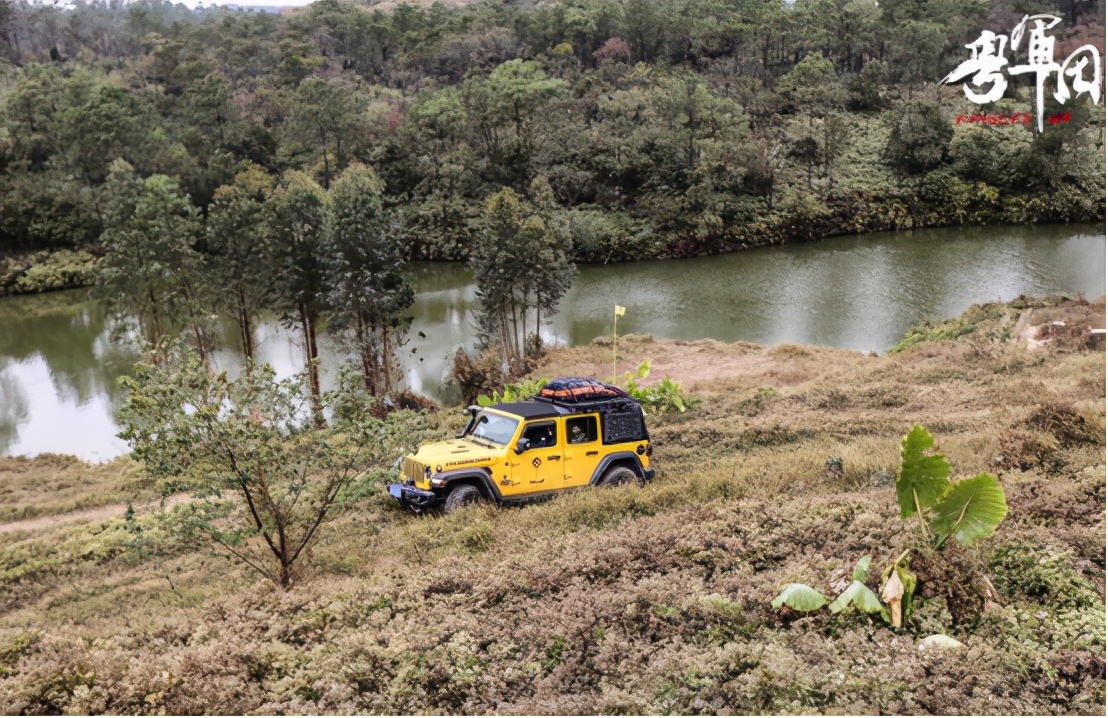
[598,465,639,488]
[443,483,485,514]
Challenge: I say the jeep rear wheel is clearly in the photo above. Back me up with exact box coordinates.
[598,465,639,488]
[443,484,485,514]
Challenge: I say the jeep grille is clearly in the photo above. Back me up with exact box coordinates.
[402,457,425,483]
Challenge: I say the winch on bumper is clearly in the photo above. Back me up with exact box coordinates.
[386,481,441,511]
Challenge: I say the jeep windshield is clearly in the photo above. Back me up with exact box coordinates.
[462,411,519,446]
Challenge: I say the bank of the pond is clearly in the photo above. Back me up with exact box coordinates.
[0,250,99,298]
[3,183,1105,297]
[656,187,1106,260]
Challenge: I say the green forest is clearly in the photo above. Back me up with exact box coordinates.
[0,0,1105,390]
[1,0,1104,262]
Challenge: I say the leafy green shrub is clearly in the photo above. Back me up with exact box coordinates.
[897,425,1008,547]
[624,361,700,414]
[0,250,98,296]
[475,377,549,406]
[772,425,1008,627]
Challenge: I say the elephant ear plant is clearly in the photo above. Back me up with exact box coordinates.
[773,424,1008,628]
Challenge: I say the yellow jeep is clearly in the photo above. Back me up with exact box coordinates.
[387,378,655,513]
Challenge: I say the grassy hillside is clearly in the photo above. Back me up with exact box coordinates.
[0,296,1104,714]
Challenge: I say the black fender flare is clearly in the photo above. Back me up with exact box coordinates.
[589,452,647,486]
[433,468,502,501]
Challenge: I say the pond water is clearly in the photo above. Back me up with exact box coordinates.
[1,223,1104,460]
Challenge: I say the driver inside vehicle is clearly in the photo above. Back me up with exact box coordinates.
[524,424,556,449]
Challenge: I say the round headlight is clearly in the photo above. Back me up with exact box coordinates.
[436,465,443,473]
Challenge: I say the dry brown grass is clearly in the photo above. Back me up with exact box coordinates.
[0,455,154,523]
[0,297,1104,714]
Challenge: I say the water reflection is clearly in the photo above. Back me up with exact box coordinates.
[0,295,137,459]
[0,223,1103,459]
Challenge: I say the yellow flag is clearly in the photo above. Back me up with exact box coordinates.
[614,305,626,317]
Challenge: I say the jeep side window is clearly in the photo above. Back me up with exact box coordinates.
[566,416,598,444]
[521,422,557,449]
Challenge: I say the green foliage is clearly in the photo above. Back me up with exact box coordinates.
[771,583,827,612]
[0,250,98,296]
[772,555,888,622]
[929,473,1009,547]
[624,360,701,414]
[773,425,1010,626]
[897,424,1008,546]
[989,542,1102,610]
[851,554,871,582]
[265,171,331,403]
[96,161,211,352]
[884,101,954,177]
[778,52,841,114]
[116,344,422,588]
[896,424,952,519]
[889,303,1008,353]
[471,186,575,369]
[1,0,1100,267]
[827,579,886,617]
[327,163,413,395]
[827,554,887,618]
[476,377,550,407]
[206,164,273,360]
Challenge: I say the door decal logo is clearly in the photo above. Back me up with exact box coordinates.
[532,457,542,468]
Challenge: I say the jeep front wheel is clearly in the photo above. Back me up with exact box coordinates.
[443,484,485,514]
[598,466,639,488]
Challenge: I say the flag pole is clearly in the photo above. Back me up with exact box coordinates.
[613,305,618,382]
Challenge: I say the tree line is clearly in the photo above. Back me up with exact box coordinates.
[96,156,573,403]
[1,0,1102,265]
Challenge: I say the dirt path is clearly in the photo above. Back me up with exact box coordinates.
[0,494,189,535]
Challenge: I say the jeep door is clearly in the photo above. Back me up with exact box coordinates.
[562,414,603,488]
[512,420,562,493]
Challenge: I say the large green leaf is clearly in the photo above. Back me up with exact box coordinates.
[930,473,1008,546]
[772,583,828,612]
[897,424,952,518]
[828,580,886,618]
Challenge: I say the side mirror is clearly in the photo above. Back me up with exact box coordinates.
[515,438,530,455]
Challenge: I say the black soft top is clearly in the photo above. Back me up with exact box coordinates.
[489,401,568,419]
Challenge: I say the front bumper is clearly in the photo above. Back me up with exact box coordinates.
[643,467,656,482]
[386,482,441,511]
